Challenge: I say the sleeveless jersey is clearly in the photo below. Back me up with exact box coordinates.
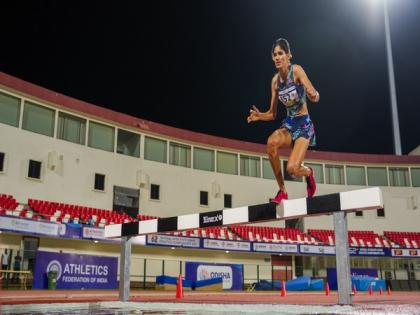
[276,64,306,117]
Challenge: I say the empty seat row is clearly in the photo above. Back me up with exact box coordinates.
[307,229,392,248]
[137,214,159,221]
[384,231,420,249]
[0,194,18,211]
[28,198,134,227]
[230,226,317,244]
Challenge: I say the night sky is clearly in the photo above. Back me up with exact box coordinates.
[1,0,419,155]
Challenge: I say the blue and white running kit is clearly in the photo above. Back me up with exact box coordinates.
[276,64,316,146]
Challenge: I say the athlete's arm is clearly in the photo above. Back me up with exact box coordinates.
[294,65,320,103]
[247,75,278,123]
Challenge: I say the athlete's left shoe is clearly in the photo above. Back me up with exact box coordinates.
[306,166,316,197]
[269,190,288,204]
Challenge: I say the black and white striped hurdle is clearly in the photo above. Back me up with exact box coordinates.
[111,187,383,305]
[105,187,383,238]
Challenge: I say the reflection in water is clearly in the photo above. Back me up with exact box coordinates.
[0,309,190,315]
[2,302,418,315]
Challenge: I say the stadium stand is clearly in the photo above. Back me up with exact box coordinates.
[384,231,420,249]
[230,226,317,244]
[1,194,420,250]
[28,198,134,227]
[307,229,391,248]
[0,194,18,212]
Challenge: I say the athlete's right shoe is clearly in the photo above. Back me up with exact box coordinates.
[269,190,288,204]
[306,166,316,197]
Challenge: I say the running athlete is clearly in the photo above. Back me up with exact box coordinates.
[247,38,319,203]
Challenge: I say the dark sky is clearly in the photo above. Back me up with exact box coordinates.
[1,0,419,155]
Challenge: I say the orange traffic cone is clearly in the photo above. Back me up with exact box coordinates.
[379,287,383,295]
[325,282,330,296]
[387,286,392,295]
[176,274,184,299]
[280,280,286,297]
[369,284,373,295]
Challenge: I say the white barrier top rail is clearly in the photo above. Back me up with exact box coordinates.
[105,187,383,238]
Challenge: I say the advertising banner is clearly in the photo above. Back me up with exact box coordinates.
[0,216,60,236]
[146,234,200,248]
[202,239,251,252]
[33,251,117,289]
[199,210,223,228]
[327,267,378,290]
[185,261,243,290]
[391,248,419,257]
[82,227,105,239]
[60,223,82,239]
[299,245,391,257]
[299,244,335,255]
[253,242,298,254]
[349,247,390,257]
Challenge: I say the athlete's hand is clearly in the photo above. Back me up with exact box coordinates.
[247,105,260,123]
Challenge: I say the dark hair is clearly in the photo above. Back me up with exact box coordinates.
[272,38,290,54]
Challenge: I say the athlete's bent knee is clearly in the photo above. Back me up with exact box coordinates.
[287,162,299,177]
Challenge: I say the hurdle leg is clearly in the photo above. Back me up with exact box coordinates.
[119,236,132,301]
[334,212,352,305]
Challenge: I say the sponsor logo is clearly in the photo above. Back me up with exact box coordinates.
[394,249,403,256]
[202,214,222,224]
[147,235,200,248]
[83,227,105,239]
[47,260,63,280]
[197,265,233,289]
[349,248,358,255]
[198,268,210,280]
[200,211,223,227]
[392,249,418,257]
